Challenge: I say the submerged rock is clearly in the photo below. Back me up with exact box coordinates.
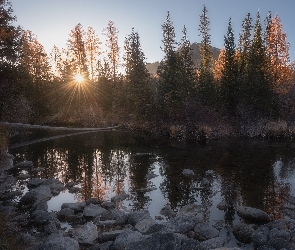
[36,236,79,250]
[232,223,255,243]
[182,169,195,177]
[194,222,219,241]
[160,204,176,218]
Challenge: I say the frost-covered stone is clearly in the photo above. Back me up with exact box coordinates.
[165,215,201,234]
[237,206,270,224]
[71,222,98,245]
[160,204,176,218]
[36,236,79,250]
[83,203,106,218]
[194,222,219,241]
[113,229,147,250]
[61,202,86,212]
[111,192,129,203]
[233,223,255,243]
[128,210,151,226]
[199,237,225,250]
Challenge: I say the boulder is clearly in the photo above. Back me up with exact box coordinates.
[100,208,128,225]
[101,201,116,209]
[199,237,225,250]
[71,221,98,246]
[236,206,270,224]
[36,236,79,250]
[181,239,200,249]
[83,203,106,219]
[113,229,147,250]
[15,160,33,169]
[160,204,176,218]
[111,192,129,203]
[194,222,219,241]
[182,169,195,177]
[127,232,182,250]
[232,223,255,243]
[128,210,152,226]
[135,218,165,234]
[27,178,45,188]
[165,215,201,234]
[61,202,86,212]
[178,203,202,216]
[98,230,125,242]
[216,201,229,211]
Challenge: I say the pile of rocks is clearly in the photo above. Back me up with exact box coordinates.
[1,162,295,249]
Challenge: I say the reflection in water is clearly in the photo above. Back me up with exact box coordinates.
[8,132,295,222]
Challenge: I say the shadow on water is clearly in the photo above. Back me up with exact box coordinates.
[7,130,295,224]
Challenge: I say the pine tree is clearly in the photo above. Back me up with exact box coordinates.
[265,13,293,94]
[220,18,239,115]
[157,11,182,120]
[179,25,197,98]
[198,5,215,104]
[213,48,225,82]
[67,23,88,79]
[124,28,151,118]
[19,30,51,83]
[248,11,275,116]
[103,20,120,81]
[86,26,101,81]
[49,44,63,80]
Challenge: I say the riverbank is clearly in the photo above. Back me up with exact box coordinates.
[0,157,295,249]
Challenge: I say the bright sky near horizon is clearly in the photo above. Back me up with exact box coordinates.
[10,0,295,63]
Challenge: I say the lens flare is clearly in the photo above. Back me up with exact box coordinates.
[74,73,84,83]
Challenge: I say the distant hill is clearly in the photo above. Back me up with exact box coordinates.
[146,42,220,75]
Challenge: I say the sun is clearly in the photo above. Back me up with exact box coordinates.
[74,73,84,83]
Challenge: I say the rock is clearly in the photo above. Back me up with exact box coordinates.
[201,178,211,188]
[70,221,98,245]
[160,204,176,218]
[145,172,158,180]
[100,208,128,225]
[165,215,201,234]
[232,223,255,243]
[111,192,129,203]
[127,232,182,250]
[194,222,219,241]
[236,206,270,224]
[98,230,124,242]
[61,202,86,212]
[83,204,106,219]
[27,178,45,188]
[216,201,229,211]
[36,236,79,250]
[113,229,147,250]
[15,160,33,169]
[136,187,157,193]
[199,237,225,250]
[135,218,165,234]
[182,169,195,177]
[0,190,22,201]
[31,167,45,172]
[88,241,113,250]
[17,173,30,180]
[181,239,200,249]
[94,219,117,231]
[68,186,81,193]
[86,198,102,205]
[43,178,65,194]
[178,203,202,216]
[101,201,116,209]
[31,210,59,226]
[128,210,152,226]
[19,185,52,210]
[57,208,75,222]
[251,226,270,248]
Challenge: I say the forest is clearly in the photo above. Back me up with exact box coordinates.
[0,0,294,140]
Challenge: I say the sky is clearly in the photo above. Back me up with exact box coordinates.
[10,0,295,63]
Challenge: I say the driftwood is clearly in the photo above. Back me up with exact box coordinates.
[0,122,119,149]
[0,122,119,131]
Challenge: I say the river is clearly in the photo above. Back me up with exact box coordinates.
[6,130,295,228]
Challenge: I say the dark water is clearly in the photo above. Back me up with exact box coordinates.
[7,130,295,227]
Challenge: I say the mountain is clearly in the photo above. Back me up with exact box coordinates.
[146,42,220,75]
